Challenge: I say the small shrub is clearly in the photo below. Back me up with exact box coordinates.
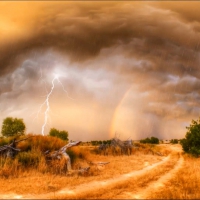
[47,157,69,175]
[17,150,41,167]
[0,137,10,146]
[0,158,21,178]
[0,136,20,146]
[66,146,90,167]
[49,128,68,141]
[16,134,66,152]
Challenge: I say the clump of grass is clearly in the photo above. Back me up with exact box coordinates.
[0,157,21,178]
[16,134,66,152]
[48,157,68,175]
[17,149,42,167]
[0,136,20,146]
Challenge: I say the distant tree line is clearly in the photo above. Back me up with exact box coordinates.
[3,115,200,158]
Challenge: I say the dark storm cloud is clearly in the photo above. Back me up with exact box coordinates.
[1,2,200,139]
[155,2,200,23]
[1,2,200,78]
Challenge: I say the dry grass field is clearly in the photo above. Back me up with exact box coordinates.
[148,154,200,199]
[0,138,199,199]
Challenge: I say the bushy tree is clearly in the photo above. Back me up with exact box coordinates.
[49,128,68,141]
[140,136,159,144]
[1,117,26,137]
[180,118,200,157]
[170,139,179,144]
[150,137,159,144]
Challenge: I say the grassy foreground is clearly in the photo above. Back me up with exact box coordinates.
[2,136,197,199]
[0,134,167,196]
[148,154,200,199]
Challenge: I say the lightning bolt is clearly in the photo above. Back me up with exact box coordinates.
[32,71,73,136]
[41,76,57,136]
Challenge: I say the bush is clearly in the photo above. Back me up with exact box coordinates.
[49,128,68,141]
[140,136,159,144]
[180,118,200,157]
[17,151,41,167]
[0,158,20,178]
[170,139,179,144]
[0,137,12,146]
[16,134,66,152]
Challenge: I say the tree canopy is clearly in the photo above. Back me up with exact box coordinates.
[180,118,200,157]
[49,128,68,141]
[1,117,26,137]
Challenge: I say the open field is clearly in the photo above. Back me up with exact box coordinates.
[0,143,199,199]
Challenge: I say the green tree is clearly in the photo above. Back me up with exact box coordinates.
[170,139,179,144]
[49,128,68,141]
[140,136,159,144]
[180,118,200,157]
[1,117,26,137]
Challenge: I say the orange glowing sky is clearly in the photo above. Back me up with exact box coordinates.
[1,2,200,141]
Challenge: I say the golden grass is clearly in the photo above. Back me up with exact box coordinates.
[0,143,163,196]
[16,134,66,151]
[148,154,200,199]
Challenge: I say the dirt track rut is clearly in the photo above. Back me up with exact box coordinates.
[114,155,184,199]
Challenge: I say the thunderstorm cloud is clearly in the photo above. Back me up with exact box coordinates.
[0,2,200,140]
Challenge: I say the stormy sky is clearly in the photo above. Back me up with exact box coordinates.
[0,1,200,141]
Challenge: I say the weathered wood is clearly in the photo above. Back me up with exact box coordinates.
[44,141,81,172]
[0,136,33,158]
[62,152,72,171]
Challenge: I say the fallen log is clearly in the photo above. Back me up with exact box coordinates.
[0,136,33,158]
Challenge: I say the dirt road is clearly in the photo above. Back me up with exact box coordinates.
[1,144,183,199]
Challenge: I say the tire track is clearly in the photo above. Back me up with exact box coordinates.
[116,155,184,199]
[50,155,172,199]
